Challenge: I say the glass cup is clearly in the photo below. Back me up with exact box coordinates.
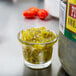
[18,30,57,69]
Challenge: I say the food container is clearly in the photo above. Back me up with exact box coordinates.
[59,32,76,76]
[18,27,57,69]
[44,0,60,18]
[59,0,76,76]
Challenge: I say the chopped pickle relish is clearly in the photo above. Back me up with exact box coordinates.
[21,27,56,43]
[19,27,57,64]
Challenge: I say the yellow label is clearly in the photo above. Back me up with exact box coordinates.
[66,0,76,33]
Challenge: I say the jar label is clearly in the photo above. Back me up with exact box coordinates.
[60,0,76,42]
[65,0,76,42]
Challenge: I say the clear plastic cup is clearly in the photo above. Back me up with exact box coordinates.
[18,30,57,69]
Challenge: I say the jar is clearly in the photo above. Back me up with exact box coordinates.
[18,27,57,69]
[59,0,76,76]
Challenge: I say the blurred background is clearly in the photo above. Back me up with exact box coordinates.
[0,0,69,76]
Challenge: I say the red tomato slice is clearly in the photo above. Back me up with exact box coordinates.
[29,7,39,15]
[38,9,48,19]
[23,9,36,18]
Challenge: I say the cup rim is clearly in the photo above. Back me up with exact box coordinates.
[17,30,58,45]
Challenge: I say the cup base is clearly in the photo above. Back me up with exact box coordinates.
[24,59,52,69]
